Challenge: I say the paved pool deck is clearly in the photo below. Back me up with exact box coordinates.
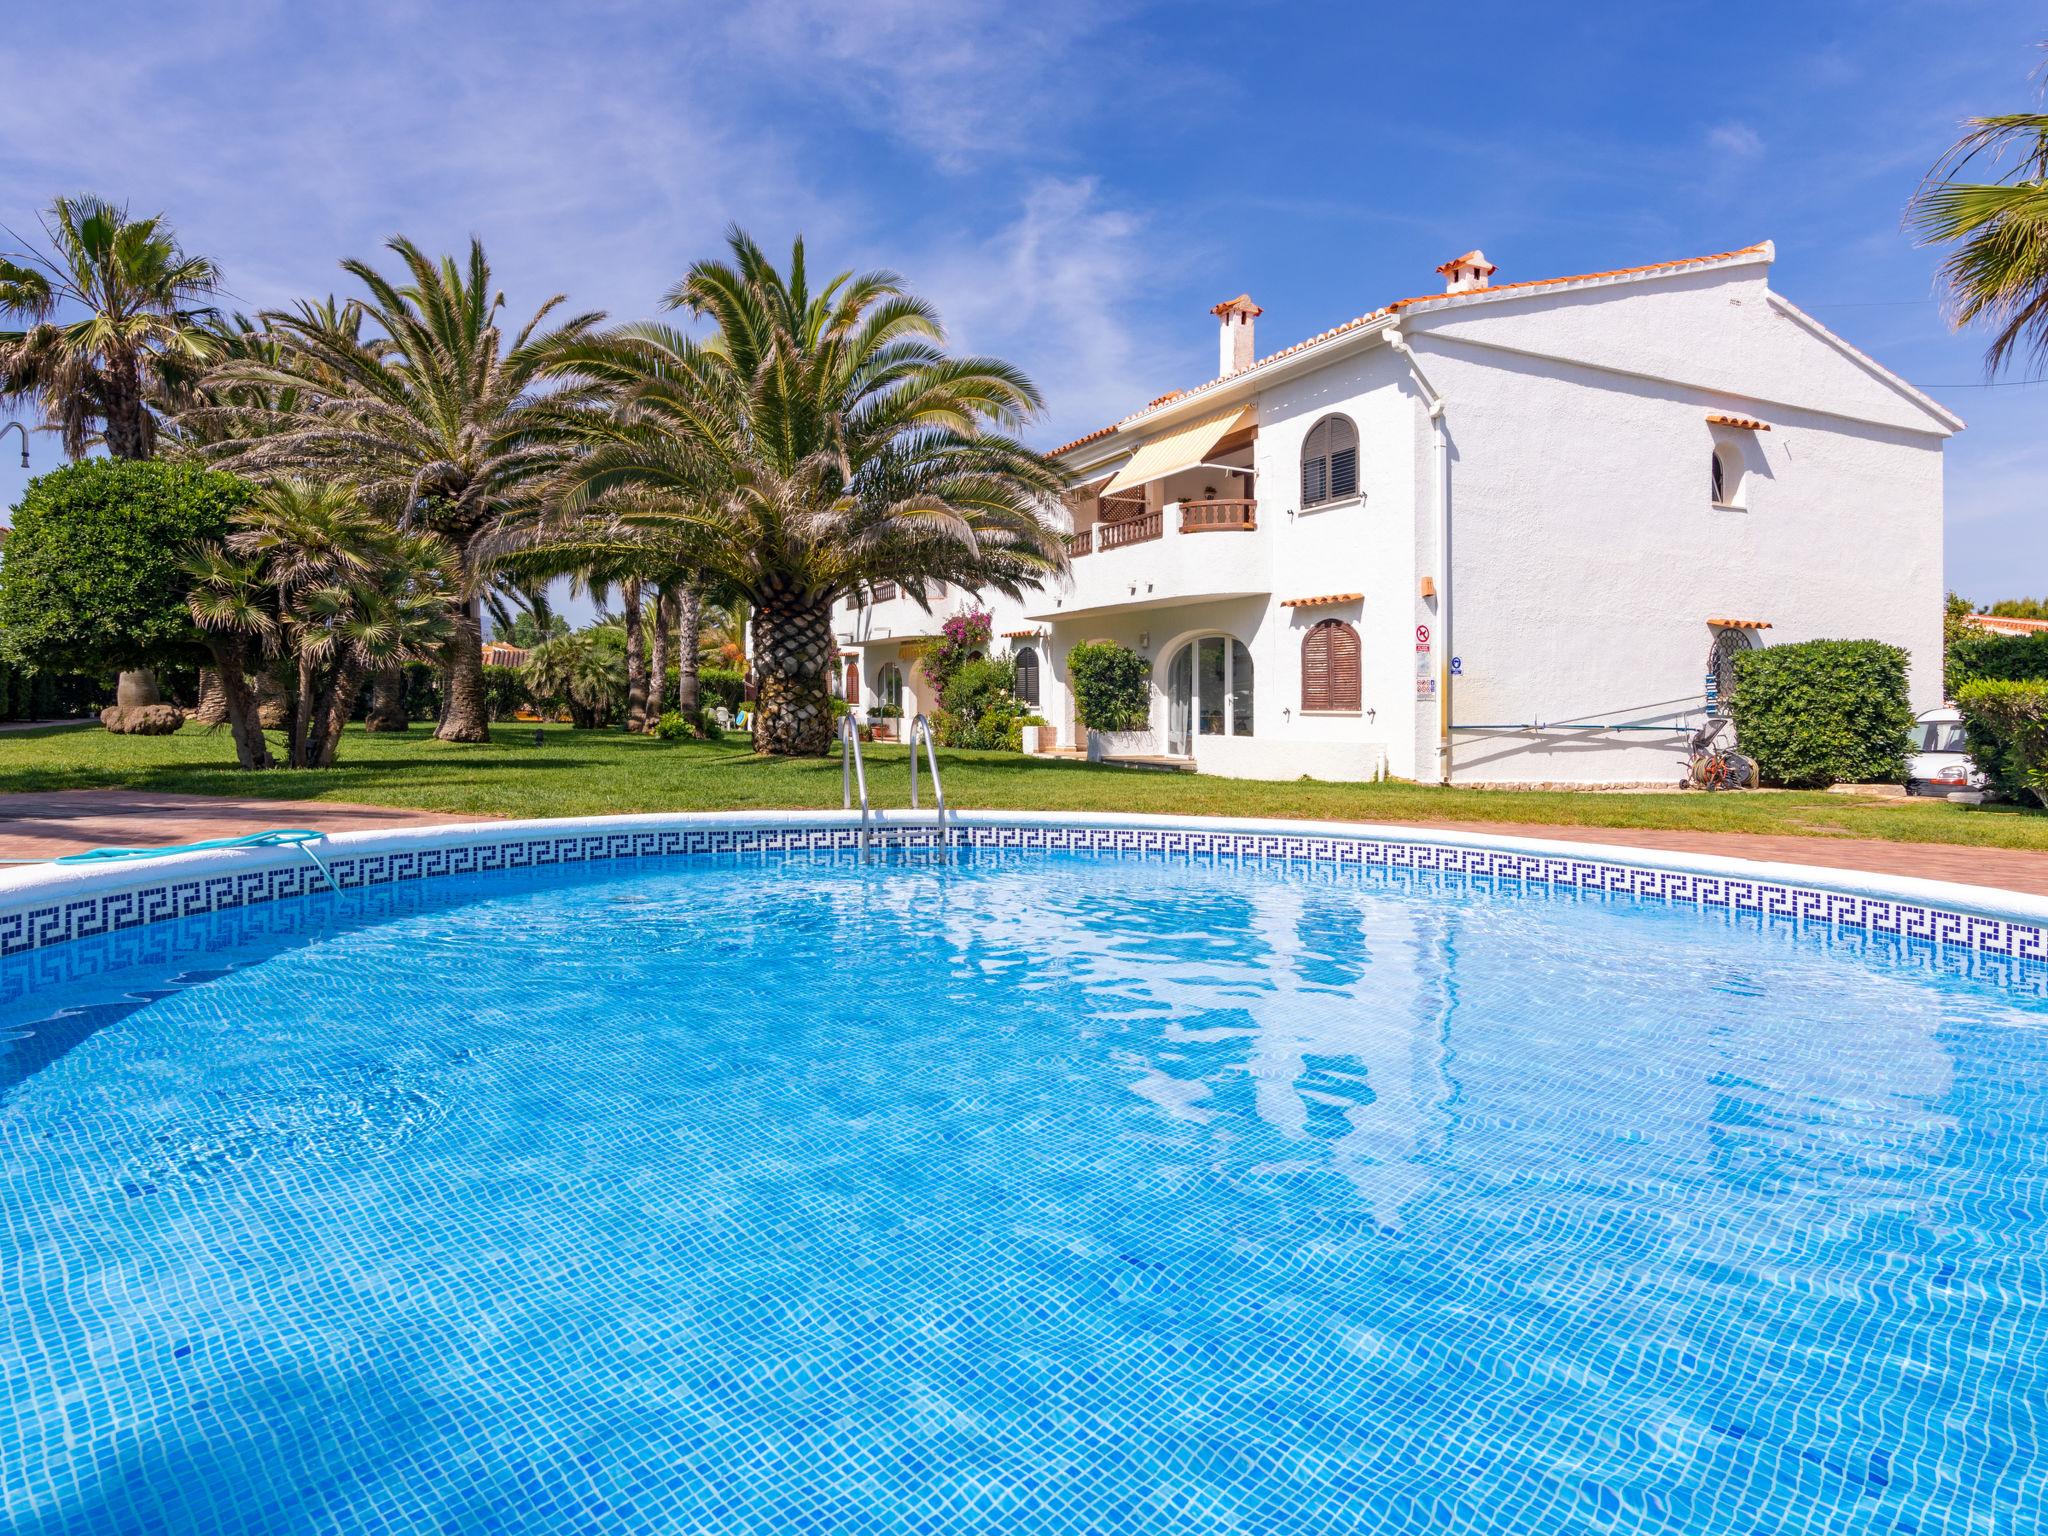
[0,788,2041,897]
[0,790,489,865]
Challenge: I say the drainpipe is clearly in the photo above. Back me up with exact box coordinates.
[1385,328,1452,784]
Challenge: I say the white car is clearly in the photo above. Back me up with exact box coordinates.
[1905,706,1987,796]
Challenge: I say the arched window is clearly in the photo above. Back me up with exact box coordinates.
[1711,447,1728,505]
[877,663,904,711]
[1300,620,1361,712]
[1301,415,1360,508]
[1014,645,1040,706]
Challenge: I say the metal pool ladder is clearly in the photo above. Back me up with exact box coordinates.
[840,712,950,863]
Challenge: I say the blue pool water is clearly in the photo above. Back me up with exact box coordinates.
[1,850,2044,1534]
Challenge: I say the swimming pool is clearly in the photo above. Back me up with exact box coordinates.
[2,818,2043,1533]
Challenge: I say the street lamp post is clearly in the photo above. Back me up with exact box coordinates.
[0,422,27,469]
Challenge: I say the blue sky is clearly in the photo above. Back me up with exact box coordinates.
[1,0,2041,606]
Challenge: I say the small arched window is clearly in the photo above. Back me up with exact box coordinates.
[877,663,904,710]
[1300,619,1361,712]
[1301,415,1360,508]
[1711,448,1728,505]
[1014,646,1040,706]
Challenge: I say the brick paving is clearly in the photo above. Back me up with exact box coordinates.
[0,789,2040,898]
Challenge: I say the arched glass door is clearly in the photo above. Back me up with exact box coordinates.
[1166,636,1253,756]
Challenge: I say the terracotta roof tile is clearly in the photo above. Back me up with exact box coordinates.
[1046,421,1120,456]
[1281,592,1364,609]
[1706,412,1771,431]
[1707,617,1772,630]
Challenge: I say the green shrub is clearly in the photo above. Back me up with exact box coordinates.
[482,665,529,722]
[401,662,442,721]
[1956,679,2048,805]
[1728,639,1914,788]
[1946,629,2048,697]
[698,666,747,712]
[0,459,253,675]
[1066,641,1150,733]
[654,705,725,742]
[924,655,1025,748]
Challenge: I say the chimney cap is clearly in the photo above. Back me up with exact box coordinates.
[1209,293,1263,318]
[1434,250,1497,277]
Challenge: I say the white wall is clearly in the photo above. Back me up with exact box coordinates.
[1408,263,1950,784]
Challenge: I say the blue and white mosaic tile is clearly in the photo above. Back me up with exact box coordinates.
[4,818,2046,968]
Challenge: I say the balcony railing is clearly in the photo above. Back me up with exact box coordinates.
[1068,501,1257,557]
[871,579,899,602]
[1179,499,1257,534]
[1097,511,1163,551]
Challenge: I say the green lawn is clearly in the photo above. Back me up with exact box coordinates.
[3,720,2045,852]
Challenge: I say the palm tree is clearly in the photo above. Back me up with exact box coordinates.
[198,238,602,742]
[1908,58,2048,376]
[548,229,1068,755]
[484,504,711,732]
[185,480,457,767]
[0,195,223,459]
[522,628,625,730]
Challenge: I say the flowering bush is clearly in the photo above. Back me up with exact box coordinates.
[925,609,994,707]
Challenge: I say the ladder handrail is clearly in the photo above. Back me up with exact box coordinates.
[908,713,949,861]
[840,713,871,860]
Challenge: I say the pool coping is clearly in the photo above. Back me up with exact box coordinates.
[3,808,2046,962]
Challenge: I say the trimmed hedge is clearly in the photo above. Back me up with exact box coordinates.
[1066,641,1150,733]
[1728,639,1914,788]
[0,459,252,676]
[1956,679,2048,806]
[698,666,746,712]
[1946,629,2048,697]
[0,660,112,721]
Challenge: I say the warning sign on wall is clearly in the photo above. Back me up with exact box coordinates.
[1415,624,1434,699]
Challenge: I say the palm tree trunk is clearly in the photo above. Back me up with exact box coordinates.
[622,576,648,732]
[751,585,836,755]
[195,668,229,725]
[437,592,491,742]
[256,669,290,729]
[203,639,274,770]
[308,661,371,768]
[648,586,672,731]
[676,585,702,715]
[364,665,410,731]
[291,652,317,769]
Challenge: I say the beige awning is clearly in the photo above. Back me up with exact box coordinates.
[1102,405,1255,496]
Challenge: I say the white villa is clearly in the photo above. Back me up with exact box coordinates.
[834,242,1961,784]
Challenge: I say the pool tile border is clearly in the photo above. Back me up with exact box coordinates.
[3,814,2046,967]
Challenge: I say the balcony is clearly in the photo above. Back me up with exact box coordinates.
[1030,499,1268,622]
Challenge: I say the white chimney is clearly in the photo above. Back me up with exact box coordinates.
[1435,250,1497,294]
[1210,294,1261,376]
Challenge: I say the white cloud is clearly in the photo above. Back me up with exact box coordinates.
[921,178,1193,447]
[720,0,1134,169]
[1706,122,1765,159]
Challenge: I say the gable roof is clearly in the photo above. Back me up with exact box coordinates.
[1052,242,1852,457]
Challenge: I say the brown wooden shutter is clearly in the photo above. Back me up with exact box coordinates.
[1301,620,1360,712]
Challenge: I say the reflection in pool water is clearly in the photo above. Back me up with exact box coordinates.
[0,851,2041,1533]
